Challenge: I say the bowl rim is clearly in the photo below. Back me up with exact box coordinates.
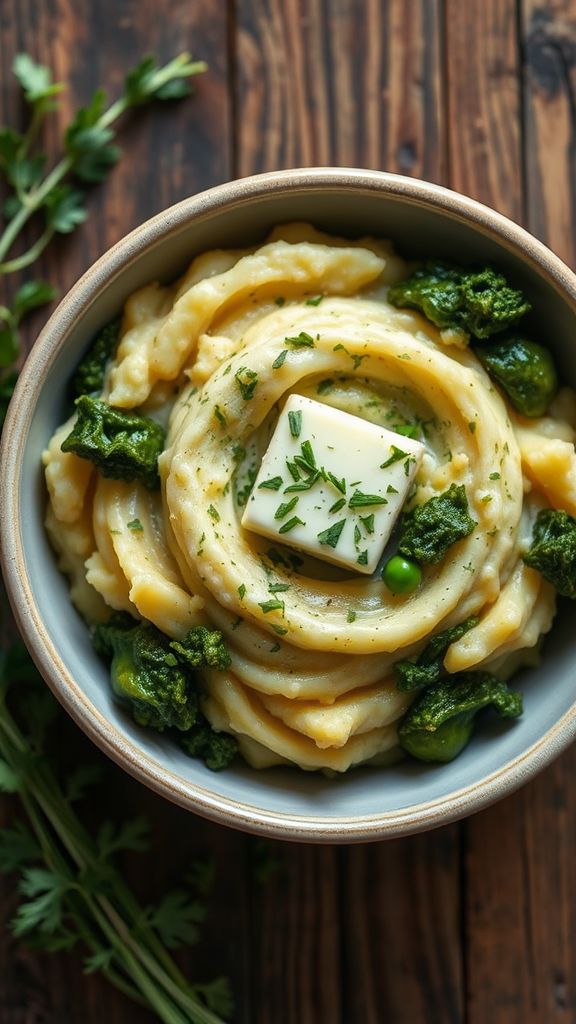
[2,166,576,843]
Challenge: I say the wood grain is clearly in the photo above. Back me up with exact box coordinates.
[1,1,575,1022]
[522,0,576,267]
[234,3,464,1019]
[444,0,524,220]
[235,0,446,179]
[445,3,576,1023]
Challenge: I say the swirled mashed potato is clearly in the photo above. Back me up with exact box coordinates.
[43,224,576,771]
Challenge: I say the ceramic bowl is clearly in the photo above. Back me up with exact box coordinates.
[2,168,575,842]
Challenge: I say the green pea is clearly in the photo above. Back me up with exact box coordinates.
[382,555,422,595]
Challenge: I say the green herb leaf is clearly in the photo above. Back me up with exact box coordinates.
[278,515,305,534]
[348,490,387,509]
[272,349,288,368]
[285,331,315,348]
[146,889,205,948]
[235,365,258,400]
[317,519,346,549]
[43,185,87,234]
[13,53,65,105]
[329,497,346,514]
[123,53,206,107]
[12,280,56,321]
[65,90,121,183]
[258,476,283,491]
[288,410,302,438]
[238,584,246,600]
[380,445,408,468]
[258,598,285,614]
[126,518,143,532]
[305,294,324,306]
[274,496,299,520]
[97,817,150,859]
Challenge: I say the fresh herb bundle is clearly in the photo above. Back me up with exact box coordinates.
[0,50,206,418]
[0,50,233,1023]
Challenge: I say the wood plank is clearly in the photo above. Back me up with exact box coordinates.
[522,0,576,267]
[247,842,342,1024]
[341,831,464,1024]
[235,0,446,181]
[0,3,241,1023]
[446,2,576,1022]
[444,0,524,220]
[235,3,463,1022]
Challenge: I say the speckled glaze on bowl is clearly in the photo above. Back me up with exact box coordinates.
[2,168,576,843]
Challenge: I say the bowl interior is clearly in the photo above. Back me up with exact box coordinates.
[8,171,576,839]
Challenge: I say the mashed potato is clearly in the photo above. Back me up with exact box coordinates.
[44,224,576,771]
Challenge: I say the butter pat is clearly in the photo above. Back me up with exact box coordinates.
[241,395,425,574]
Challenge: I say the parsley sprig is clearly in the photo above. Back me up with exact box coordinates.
[0,637,231,1023]
[0,52,206,410]
[0,49,234,1024]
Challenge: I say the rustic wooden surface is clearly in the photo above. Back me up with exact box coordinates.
[0,1,575,1021]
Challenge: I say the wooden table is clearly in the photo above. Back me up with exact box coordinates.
[1,2,575,1021]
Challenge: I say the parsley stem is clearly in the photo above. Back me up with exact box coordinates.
[0,226,55,274]
[0,154,73,264]
[0,709,226,1024]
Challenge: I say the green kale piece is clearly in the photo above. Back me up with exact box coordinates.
[181,716,238,771]
[523,508,576,599]
[170,626,232,671]
[71,318,121,397]
[398,483,476,565]
[61,395,165,489]
[388,262,530,341]
[475,335,558,417]
[92,617,200,732]
[398,672,523,763]
[394,616,479,691]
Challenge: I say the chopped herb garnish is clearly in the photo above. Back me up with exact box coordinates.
[214,404,227,426]
[259,599,285,614]
[387,483,399,494]
[326,471,346,494]
[360,513,375,534]
[278,516,305,534]
[271,624,288,636]
[127,518,143,532]
[285,459,301,482]
[284,477,318,493]
[349,490,388,509]
[306,294,324,306]
[333,342,366,370]
[316,378,334,395]
[317,519,346,549]
[288,410,302,438]
[300,439,316,467]
[272,349,288,369]
[274,496,299,520]
[354,524,361,545]
[235,366,258,400]
[468,421,477,434]
[404,454,417,476]
[222,363,232,375]
[380,445,408,468]
[232,443,246,464]
[207,504,220,522]
[285,331,315,348]
[329,497,346,514]
[258,476,283,491]
[268,582,290,593]
[489,471,501,480]
[347,609,357,623]
[269,642,281,652]
[357,550,368,565]
[238,584,246,600]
